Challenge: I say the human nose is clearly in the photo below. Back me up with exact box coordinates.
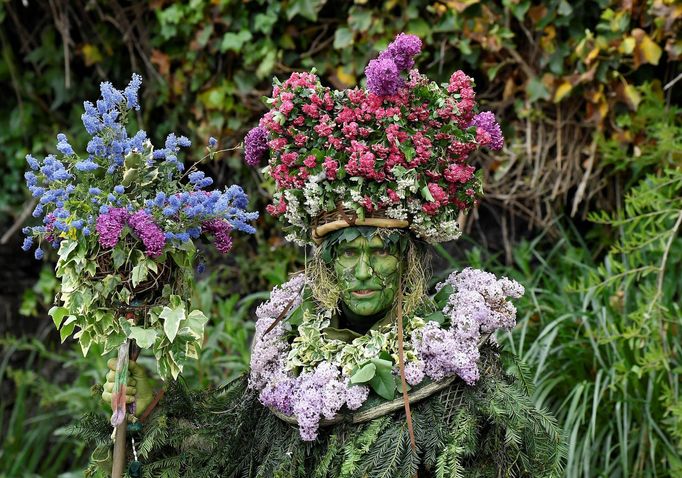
[354,252,372,281]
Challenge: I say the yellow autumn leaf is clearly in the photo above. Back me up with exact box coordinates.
[444,0,480,13]
[623,84,641,110]
[336,66,356,87]
[639,35,662,65]
[81,44,103,67]
[619,37,635,55]
[553,81,573,103]
[585,47,600,64]
[599,99,609,120]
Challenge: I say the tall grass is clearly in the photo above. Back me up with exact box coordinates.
[439,209,681,477]
[0,330,108,477]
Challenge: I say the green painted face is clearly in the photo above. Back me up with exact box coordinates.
[332,232,401,319]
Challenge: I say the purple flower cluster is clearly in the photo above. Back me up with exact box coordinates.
[249,269,523,440]
[470,111,504,151]
[95,208,166,257]
[365,57,404,97]
[128,210,166,257]
[95,207,129,248]
[412,268,524,385]
[244,126,269,167]
[379,33,423,71]
[249,275,370,441]
[201,219,233,254]
[365,33,422,96]
[250,275,306,390]
[412,322,480,384]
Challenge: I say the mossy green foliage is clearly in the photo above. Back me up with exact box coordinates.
[75,346,564,478]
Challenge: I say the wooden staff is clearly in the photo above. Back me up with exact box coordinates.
[110,339,130,478]
[396,275,418,477]
[111,339,141,478]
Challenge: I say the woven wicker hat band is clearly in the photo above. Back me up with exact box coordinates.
[312,218,410,243]
[311,204,410,243]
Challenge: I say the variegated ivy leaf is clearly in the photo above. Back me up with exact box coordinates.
[159,296,186,343]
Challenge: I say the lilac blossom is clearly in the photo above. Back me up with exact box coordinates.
[411,268,524,385]
[249,275,374,440]
[128,210,166,257]
[403,361,425,386]
[95,207,129,248]
[470,111,504,151]
[379,33,423,72]
[364,57,403,97]
[249,269,523,440]
[244,126,269,167]
[201,219,233,254]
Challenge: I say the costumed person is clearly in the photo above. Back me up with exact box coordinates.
[84,34,565,477]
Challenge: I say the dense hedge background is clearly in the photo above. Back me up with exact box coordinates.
[0,1,680,477]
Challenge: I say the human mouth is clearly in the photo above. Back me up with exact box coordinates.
[351,289,378,297]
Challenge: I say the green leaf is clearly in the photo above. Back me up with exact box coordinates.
[112,246,127,270]
[160,302,186,343]
[526,77,551,102]
[78,329,92,356]
[286,0,326,21]
[103,332,126,355]
[185,309,208,339]
[334,27,354,49]
[60,315,77,343]
[58,240,78,261]
[287,304,305,326]
[49,306,69,329]
[425,311,446,324]
[400,143,416,163]
[131,262,149,287]
[421,185,435,202]
[254,11,278,34]
[350,362,376,384]
[220,30,253,52]
[128,326,158,349]
[434,284,453,307]
[369,365,396,400]
[122,168,140,187]
[348,8,372,32]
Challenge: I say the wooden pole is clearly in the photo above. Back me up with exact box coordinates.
[110,339,131,478]
[111,423,127,478]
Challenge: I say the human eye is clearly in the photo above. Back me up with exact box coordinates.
[373,248,389,257]
[341,249,357,257]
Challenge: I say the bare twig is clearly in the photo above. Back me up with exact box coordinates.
[1,199,37,245]
[663,72,682,91]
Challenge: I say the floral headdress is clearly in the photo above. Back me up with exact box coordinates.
[245,33,503,245]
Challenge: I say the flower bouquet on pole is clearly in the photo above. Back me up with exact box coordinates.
[21,75,258,477]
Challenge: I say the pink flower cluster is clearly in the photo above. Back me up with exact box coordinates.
[253,33,506,244]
